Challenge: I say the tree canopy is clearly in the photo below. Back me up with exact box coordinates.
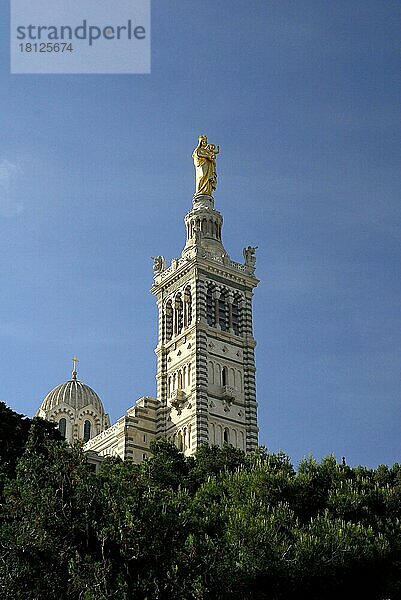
[0,403,400,599]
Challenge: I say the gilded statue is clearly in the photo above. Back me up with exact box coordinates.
[192,135,220,196]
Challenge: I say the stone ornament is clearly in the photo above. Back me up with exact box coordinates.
[152,255,166,274]
[243,246,257,274]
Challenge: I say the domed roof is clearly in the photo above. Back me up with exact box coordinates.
[38,357,106,416]
[40,378,105,414]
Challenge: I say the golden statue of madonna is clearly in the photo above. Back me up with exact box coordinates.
[192,135,220,196]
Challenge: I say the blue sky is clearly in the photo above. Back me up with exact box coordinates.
[0,1,400,467]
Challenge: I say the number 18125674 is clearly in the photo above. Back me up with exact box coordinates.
[19,43,73,52]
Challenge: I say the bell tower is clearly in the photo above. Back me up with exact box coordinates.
[151,136,259,455]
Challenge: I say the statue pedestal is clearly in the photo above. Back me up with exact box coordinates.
[192,194,214,210]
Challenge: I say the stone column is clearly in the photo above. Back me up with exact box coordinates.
[213,290,220,329]
[194,277,209,447]
[227,291,234,333]
[242,291,258,451]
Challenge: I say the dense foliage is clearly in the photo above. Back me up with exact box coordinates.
[0,401,61,476]
[0,403,400,599]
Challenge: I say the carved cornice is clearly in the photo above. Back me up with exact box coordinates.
[151,254,258,294]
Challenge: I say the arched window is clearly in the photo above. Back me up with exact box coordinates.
[206,285,214,326]
[236,369,242,392]
[208,361,214,384]
[188,425,192,448]
[219,291,228,331]
[174,294,183,335]
[178,370,183,390]
[165,300,173,341]
[83,420,91,442]
[210,422,215,444]
[223,427,229,444]
[58,418,66,439]
[232,296,241,336]
[222,366,228,387]
[184,286,192,327]
[230,368,235,387]
[177,431,183,451]
[188,363,191,386]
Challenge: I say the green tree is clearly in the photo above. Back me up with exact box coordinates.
[0,402,61,475]
[1,433,400,599]
[0,438,95,599]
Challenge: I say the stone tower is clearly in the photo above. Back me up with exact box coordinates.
[151,136,259,456]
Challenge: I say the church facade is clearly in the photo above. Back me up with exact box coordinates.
[37,137,259,462]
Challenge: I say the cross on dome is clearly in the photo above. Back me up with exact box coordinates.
[72,355,79,380]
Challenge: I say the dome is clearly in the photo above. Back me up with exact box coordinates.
[36,358,110,443]
[39,378,105,414]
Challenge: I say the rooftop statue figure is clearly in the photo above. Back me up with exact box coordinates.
[192,135,220,196]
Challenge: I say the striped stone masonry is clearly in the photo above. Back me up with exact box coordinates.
[150,192,259,457]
